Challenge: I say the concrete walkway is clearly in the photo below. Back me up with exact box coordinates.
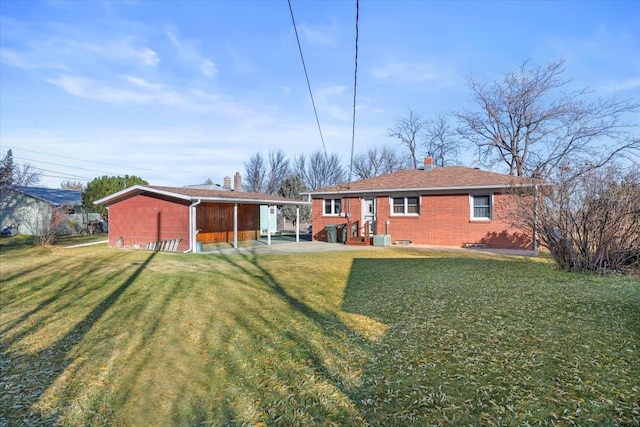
[200,237,538,257]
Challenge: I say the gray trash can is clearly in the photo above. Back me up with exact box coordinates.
[338,224,347,243]
[325,224,337,243]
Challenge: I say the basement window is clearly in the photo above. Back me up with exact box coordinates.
[324,198,342,215]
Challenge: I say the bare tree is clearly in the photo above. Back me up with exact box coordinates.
[264,149,290,195]
[243,152,266,193]
[352,145,409,180]
[294,151,345,190]
[388,108,427,169]
[32,207,69,246]
[457,58,639,177]
[61,180,84,190]
[508,164,639,272]
[423,114,460,167]
[13,164,41,187]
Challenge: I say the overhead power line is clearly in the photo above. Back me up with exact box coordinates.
[2,145,160,173]
[287,0,329,162]
[13,155,119,176]
[348,0,360,186]
[31,168,92,181]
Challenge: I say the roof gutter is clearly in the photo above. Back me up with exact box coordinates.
[305,182,545,197]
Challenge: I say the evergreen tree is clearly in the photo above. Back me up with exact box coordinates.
[278,174,311,225]
[83,175,148,217]
[0,149,16,187]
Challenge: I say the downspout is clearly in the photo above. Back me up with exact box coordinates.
[185,199,202,253]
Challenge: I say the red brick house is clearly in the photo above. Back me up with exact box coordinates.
[307,158,538,250]
[95,185,308,252]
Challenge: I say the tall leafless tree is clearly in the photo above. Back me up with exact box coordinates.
[13,163,41,187]
[243,152,266,193]
[423,114,460,167]
[264,149,290,195]
[352,145,409,179]
[294,151,345,190]
[388,108,427,169]
[457,58,639,178]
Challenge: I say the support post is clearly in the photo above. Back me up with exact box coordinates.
[267,205,272,246]
[233,203,238,249]
[295,207,300,243]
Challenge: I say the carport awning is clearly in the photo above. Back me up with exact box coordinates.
[94,185,310,206]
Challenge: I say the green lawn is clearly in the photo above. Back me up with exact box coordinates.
[1,238,638,426]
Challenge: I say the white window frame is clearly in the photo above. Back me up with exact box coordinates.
[470,193,492,220]
[323,198,342,216]
[390,196,420,216]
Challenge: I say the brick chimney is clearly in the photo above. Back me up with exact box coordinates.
[424,156,434,170]
[233,172,241,192]
[223,176,232,190]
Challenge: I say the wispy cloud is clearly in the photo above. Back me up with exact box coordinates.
[299,20,339,47]
[371,62,441,84]
[166,28,217,77]
[316,84,350,121]
[599,77,640,93]
[189,88,273,123]
[0,47,68,70]
[44,72,274,126]
[78,38,160,67]
[46,75,190,107]
[0,13,159,71]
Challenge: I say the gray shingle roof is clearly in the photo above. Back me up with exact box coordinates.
[9,186,83,206]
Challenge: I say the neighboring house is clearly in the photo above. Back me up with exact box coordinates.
[306,157,539,250]
[94,184,309,252]
[0,186,85,236]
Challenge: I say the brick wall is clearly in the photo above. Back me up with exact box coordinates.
[312,192,532,250]
[108,194,190,251]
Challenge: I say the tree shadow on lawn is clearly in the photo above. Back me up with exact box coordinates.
[341,256,640,425]
[0,251,159,425]
[205,249,375,425]
[0,251,132,347]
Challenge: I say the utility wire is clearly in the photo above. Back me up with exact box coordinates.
[287,0,329,163]
[13,155,120,176]
[348,0,359,187]
[3,145,161,173]
[26,165,92,181]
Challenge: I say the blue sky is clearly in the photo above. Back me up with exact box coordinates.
[1,0,638,188]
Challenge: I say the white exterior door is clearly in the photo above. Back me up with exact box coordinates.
[362,198,375,234]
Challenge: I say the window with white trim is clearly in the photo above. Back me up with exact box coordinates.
[323,198,342,215]
[391,196,419,215]
[471,194,492,219]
